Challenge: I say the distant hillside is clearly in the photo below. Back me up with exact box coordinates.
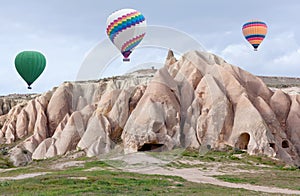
[0,94,39,115]
[258,76,300,88]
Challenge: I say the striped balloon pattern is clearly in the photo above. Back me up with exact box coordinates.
[106,8,146,61]
[242,20,267,51]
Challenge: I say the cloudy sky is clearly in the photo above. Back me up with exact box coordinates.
[0,0,299,95]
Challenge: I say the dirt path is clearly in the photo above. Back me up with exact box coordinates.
[126,166,300,195]
[0,172,49,181]
[113,152,300,195]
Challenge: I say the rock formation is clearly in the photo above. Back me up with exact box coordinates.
[1,51,300,166]
[0,94,38,130]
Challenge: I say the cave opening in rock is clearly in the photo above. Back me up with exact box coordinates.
[236,133,250,150]
[282,140,289,148]
[138,144,164,152]
[269,143,275,150]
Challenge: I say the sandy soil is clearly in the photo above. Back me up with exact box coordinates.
[0,172,49,181]
[50,160,85,170]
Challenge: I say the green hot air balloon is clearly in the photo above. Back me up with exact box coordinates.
[15,51,46,89]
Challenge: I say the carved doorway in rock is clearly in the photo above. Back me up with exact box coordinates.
[282,140,289,148]
[138,143,164,152]
[236,133,250,150]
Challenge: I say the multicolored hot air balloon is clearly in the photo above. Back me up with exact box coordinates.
[106,8,146,62]
[15,51,46,89]
[242,20,268,51]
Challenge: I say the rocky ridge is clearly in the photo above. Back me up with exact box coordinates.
[0,50,300,167]
[0,94,38,131]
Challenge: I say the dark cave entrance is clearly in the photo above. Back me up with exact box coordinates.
[282,140,289,148]
[138,144,164,152]
[269,143,276,150]
[235,133,250,150]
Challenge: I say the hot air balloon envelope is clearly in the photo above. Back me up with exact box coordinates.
[106,8,147,61]
[242,20,267,51]
[15,51,46,89]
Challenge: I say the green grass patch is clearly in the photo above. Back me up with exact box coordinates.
[84,160,110,168]
[0,168,266,195]
[216,175,256,184]
[165,161,206,169]
[215,169,300,190]
[1,147,298,194]
[0,166,48,177]
[180,148,286,169]
[181,148,245,164]
[0,156,13,169]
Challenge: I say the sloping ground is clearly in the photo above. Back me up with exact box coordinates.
[2,166,299,195]
[0,150,299,195]
[129,166,300,195]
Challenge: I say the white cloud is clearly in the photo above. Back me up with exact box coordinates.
[221,44,251,60]
[1,1,300,95]
[202,30,300,77]
[273,49,300,66]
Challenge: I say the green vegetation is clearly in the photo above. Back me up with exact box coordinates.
[0,160,265,195]
[0,156,13,169]
[179,148,300,191]
[0,145,13,169]
[180,148,286,168]
[215,169,300,191]
[181,148,244,164]
[216,176,256,184]
[1,147,299,194]
[84,160,110,168]
[166,161,206,169]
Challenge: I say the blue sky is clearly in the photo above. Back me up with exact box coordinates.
[0,0,299,95]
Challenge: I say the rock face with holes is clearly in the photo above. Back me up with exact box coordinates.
[122,67,181,153]
[164,51,300,166]
[0,72,154,164]
[1,51,300,166]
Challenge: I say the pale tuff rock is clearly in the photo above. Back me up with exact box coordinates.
[77,112,112,157]
[1,74,152,164]
[47,84,72,136]
[194,74,233,149]
[165,49,177,70]
[9,146,32,167]
[47,105,94,156]
[0,99,14,116]
[1,50,300,166]
[1,105,23,144]
[229,94,274,156]
[122,67,181,153]
[270,90,291,129]
[287,95,300,155]
[165,51,299,165]
[107,89,132,141]
[32,138,54,160]
[0,94,37,116]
